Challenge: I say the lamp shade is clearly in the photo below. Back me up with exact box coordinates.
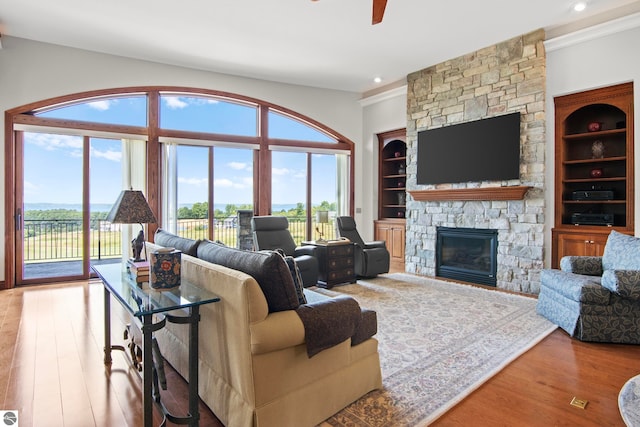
[316,211,329,224]
[106,190,157,224]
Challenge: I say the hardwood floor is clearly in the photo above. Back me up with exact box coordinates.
[1,279,638,426]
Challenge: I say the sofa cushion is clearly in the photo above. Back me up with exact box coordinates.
[197,240,300,313]
[602,230,640,271]
[154,229,201,256]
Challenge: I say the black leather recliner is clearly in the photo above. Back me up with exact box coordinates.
[251,216,319,287]
[335,216,390,278]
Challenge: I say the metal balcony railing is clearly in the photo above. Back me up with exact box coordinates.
[23,216,336,263]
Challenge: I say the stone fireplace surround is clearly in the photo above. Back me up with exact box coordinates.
[404,29,546,294]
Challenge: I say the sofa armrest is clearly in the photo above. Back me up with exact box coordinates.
[250,311,306,355]
[296,296,362,357]
[560,256,603,276]
[294,245,317,257]
[601,269,640,300]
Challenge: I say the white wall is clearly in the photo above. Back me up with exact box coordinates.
[544,15,640,266]
[0,36,363,282]
[359,88,407,239]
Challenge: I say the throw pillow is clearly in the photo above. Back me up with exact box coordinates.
[197,240,300,313]
[154,229,201,256]
[274,248,307,305]
[602,230,640,271]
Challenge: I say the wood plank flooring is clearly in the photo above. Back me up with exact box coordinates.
[1,279,639,426]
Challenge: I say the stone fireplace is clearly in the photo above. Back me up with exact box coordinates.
[404,29,546,294]
[436,227,498,286]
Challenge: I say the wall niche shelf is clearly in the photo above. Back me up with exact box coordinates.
[376,128,406,272]
[551,82,634,268]
[408,186,531,202]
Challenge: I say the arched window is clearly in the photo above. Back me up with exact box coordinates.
[5,87,354,286]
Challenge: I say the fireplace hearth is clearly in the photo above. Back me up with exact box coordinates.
[436,227,498,286]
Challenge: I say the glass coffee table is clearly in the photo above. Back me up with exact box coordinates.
[92,263,220,427]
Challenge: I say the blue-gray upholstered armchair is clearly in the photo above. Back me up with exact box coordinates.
[537,230,640,343]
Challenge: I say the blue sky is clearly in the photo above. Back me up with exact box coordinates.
[24,96,337,208]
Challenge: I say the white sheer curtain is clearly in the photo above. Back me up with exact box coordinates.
[336,153,350,216]
[161,142,178,234]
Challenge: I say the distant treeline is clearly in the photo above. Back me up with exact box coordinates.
[24,201,337,221]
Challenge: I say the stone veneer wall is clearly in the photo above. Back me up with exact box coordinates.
[405,29,546,294]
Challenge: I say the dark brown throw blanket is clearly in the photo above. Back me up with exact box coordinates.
[295,295,362,357]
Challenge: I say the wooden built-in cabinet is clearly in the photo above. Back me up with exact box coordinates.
[374,220,405,272]
[552,82,634,267]
[376,128,406,272]
[552,229,609,264]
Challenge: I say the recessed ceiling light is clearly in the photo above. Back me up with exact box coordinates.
[573,2,587,12]
[374,77,382,84]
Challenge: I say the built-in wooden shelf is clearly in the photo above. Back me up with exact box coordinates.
[408,186,532,201]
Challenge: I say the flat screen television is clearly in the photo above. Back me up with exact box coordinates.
[416,112,521,185]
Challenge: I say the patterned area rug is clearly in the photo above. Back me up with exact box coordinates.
[315,273,557,427]
[618,374,640,426]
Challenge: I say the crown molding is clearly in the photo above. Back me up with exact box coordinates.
[545,11,640,52]
[358,85,407,107]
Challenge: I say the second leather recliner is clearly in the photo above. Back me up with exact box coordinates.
[335,216,390,278]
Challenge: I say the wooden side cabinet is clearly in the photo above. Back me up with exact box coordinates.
[551,229,609,268]
[303,241,355,288]
[374,219,405,272]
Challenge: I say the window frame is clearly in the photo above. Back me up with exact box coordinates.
[4,86,355,289]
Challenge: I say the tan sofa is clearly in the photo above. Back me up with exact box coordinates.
[147,236,382,427]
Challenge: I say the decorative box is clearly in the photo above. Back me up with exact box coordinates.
[149,249,182,290]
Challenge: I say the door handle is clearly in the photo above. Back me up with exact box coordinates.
[15,208,21,231]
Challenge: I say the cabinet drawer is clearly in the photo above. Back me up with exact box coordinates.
[327,244,354,257]
[328,268,355,282]
[328,257,354,270]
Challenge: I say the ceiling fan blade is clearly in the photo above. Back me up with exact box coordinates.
[372,0,388,24]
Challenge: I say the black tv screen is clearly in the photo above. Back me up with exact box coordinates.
[416,112,521,185]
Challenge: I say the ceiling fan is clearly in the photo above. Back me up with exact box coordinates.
[372,0,388,25]
[312,0,388,25]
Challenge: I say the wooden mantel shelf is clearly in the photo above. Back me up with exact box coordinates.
[408,186,532,201]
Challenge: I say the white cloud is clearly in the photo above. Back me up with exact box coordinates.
[25,133,82,151]
[92,148,122,162]
[228,162,248,170]
[214,178,233,188]
[178,177,208,186]
[214,177,251,190]
[87,100,112,111]
[272,167,290,176]
[164,96,188,109]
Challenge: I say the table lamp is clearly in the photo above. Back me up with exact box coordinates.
[315,210,329,243]
[106,189,157,262]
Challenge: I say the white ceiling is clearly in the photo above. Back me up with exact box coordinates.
[1,0,640,94]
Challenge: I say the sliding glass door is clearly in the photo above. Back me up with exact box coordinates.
[20,132,86,282]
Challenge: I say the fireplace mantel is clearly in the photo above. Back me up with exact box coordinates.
[408,186,531,202]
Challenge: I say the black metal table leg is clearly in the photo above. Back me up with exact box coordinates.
[188,305,200,427]
[142,313,154,427]
[104,287,112,364]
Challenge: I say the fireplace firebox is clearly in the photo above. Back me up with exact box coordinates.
[436,227,498,286]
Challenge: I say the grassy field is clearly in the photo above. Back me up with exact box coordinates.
[23,217,335,262]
